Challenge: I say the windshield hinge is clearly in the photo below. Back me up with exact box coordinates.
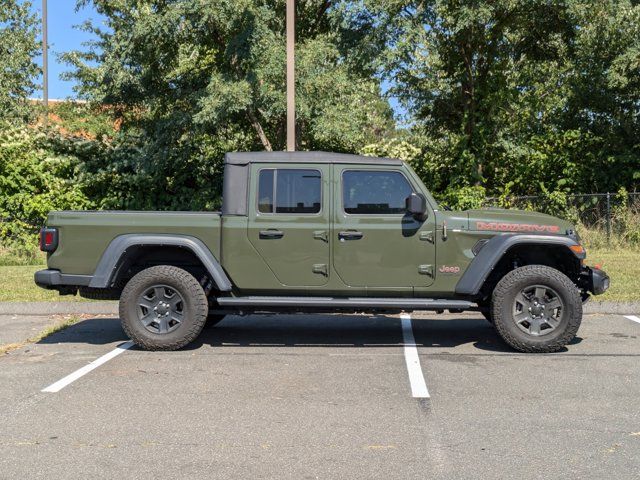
[418,264,434,277]
[313,264,328,276]
[313,230,328,242]
[419,231,435,243]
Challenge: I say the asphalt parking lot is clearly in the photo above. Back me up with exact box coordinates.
[1,311,639,479]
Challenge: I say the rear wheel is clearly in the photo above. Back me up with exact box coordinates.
[491,265,582,353]
[119,266,208,351]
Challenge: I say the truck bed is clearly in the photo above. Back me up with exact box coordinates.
[46,211,221,276]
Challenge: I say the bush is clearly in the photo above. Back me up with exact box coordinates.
[439,186,487,211]
[0,122,92,263]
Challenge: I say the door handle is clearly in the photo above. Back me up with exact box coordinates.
[259,229,284,239]
[338,231,364,241]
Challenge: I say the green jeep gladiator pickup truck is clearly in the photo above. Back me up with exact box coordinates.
[35,151,609,353]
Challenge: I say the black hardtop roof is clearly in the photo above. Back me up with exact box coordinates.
[224,151,403,166]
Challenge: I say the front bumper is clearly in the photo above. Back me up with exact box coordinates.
[579,266,610,296]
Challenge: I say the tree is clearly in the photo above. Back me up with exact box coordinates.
[0,0,40,123]
[358,0,640,197]
[63,0,393,210]
[361,1,577,185]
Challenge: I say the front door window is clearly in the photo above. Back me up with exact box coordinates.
[342,170,414,215]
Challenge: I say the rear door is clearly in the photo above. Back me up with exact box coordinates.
[248,163,331,287]
[332,165,436,290]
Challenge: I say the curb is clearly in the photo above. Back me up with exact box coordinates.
[583,301,640,315]
[0,300,636,316]
[0,302,118,316]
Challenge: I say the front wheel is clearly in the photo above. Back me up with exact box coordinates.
[205,314,226,328]
[491,265,582,353]
[119,266,208,351]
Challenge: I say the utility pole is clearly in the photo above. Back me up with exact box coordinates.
[42,0,48,124]
[286,0,295,151]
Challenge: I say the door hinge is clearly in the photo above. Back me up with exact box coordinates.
[313,230,328,242]
[419,231,435,243]
[418,264,434,277]
[313,264,328,276]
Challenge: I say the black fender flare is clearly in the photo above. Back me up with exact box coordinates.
[455,234,584,296]
[88,234,233,292]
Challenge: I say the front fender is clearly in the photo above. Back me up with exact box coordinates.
[455,234,584,296]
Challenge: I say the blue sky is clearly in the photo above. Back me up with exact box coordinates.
[30,0,104,99]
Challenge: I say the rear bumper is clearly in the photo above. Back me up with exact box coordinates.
[34,269,92,289]
[580,266,610,296]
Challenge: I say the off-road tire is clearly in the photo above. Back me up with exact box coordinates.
[119,266,208,351]
[481,309,493,324]
[491,265,582,353]
[477,301,493,324]
[205,314,226,328]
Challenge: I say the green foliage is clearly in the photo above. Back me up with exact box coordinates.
[49,102,117,140]
[60,0,392,211]
[2,0,640,265]
[357,0,640,196]
[0,0,41,123]
[440,186,487,211]
[0,123,92,262]
[361,138,421,163]
[610,188,640,246]
[56,0,640,212]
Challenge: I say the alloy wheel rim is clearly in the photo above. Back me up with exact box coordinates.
[137,285,184,334]
[512,284,564,337]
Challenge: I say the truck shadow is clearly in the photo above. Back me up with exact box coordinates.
[38,316,127,346]
[191,314,513,351]
[37,314,580,353]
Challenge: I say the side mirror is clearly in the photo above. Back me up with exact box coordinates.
[406,192,428,221]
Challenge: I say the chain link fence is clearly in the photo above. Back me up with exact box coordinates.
[483,192,640,246]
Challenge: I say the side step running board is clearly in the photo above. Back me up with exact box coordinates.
[216,296,474,311]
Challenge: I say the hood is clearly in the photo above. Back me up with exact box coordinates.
[464,208,574,235]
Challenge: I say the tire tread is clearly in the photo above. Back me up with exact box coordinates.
[119,265,208,351]
[491,265,582,353]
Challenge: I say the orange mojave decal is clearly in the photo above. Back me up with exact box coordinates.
[476,222,561,233]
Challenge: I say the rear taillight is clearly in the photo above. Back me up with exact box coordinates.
[39,227,58,252]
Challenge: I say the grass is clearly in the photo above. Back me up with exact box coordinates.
[0,315,80,355]
[0,247,46,267]
[0,265,87,302]
[586,248,640,302]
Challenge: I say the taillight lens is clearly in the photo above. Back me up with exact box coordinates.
[39,227,58,252]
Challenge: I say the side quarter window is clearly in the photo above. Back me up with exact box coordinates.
[343,170,414,215]
[258,168,322,215]
[258,169,274,213]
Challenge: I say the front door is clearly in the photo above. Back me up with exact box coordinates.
[248,164,331,287]
[332,165,436,290]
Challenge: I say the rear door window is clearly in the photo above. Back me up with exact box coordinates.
[258,168,322,214]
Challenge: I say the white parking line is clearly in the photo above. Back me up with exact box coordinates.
[400,313,430,399]
[624,315,640,325]
[41,341,135,393]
